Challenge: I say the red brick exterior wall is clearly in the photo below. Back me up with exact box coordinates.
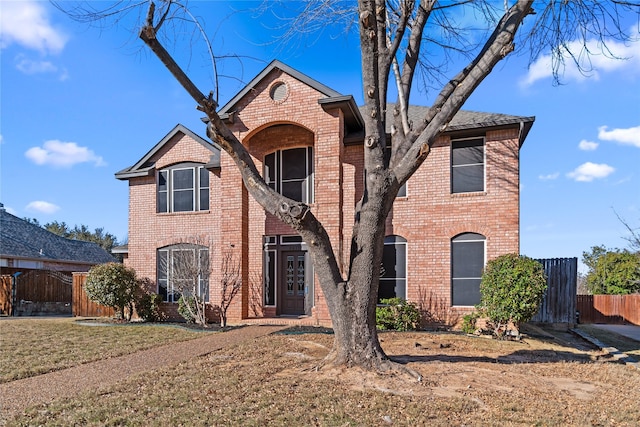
[125,131,222,321]
[123,67,522,326]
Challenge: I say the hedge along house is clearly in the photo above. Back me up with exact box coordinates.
[116,60,534,325]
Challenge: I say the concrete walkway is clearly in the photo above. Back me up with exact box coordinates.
[0,325,285,420]
[588,324,640,342]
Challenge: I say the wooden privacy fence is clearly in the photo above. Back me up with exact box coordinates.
[0,275,11,315]
[17,270,72,302]
[576,294,640,325]
[72,272,116,317]
[530,258,578,328]
[0,270,73,315]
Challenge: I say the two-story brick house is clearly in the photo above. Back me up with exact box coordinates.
[116,60,534,326]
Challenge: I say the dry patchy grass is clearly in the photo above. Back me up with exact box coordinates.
[6,328,640,426]
[0,317,206,383]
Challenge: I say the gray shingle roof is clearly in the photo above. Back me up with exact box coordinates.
[215,60,534,145]
[0,208,115,265]
[375,105,534,137]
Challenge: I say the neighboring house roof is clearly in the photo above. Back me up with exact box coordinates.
[0,207,115,265]
[111,244,128,254]
[115,124,221,180]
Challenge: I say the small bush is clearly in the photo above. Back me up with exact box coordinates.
[177,296,197,324]
[480,254,547,337]
[376,298,420,331]
[134,280,163,322]
[85,263,137,320]
[461,310,482,334]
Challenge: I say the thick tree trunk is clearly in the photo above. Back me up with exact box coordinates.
[313,186,395,369]
[326,276,386,368]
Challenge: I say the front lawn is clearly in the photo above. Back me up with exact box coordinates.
[0,317,206,383]
[5,324,640,426]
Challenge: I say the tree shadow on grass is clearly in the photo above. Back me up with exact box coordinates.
[390,349,598,365]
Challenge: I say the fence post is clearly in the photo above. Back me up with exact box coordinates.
[11,272,22,317]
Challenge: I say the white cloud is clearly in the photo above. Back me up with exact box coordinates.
[521,32,640,87]
[0,134,3,144]
[539,172,559,181]
[26,201,60,215]
[578,139,598,151]
[0,1,68,54]
[14,54,69,80]
[15,55,57,74]
[25,140,106,168]
[598,125,640,148]
[566,162,615,182]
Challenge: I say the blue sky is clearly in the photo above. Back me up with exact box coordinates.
[1,1,639,273]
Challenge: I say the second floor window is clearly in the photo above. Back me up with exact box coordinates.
[158,164,209,213]
[451,137,485,193]
[264,147,314,203]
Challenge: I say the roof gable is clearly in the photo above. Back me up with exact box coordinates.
[218,60,343,116]
[115,124,220,180]
[0,208,115,265]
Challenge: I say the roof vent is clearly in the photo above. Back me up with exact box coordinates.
[269,82,288,103]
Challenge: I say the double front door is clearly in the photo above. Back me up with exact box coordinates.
[281,251,306,315]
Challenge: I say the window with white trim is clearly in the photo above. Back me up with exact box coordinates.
[157,164,209,213]
[451,137,485,193]
[264,147,313,203]
[451,233,485,306]
[379,235,407,302]
[157,245,209,303]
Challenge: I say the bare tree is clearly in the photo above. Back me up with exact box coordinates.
[160,238,211,327]
[219,251,242,328]
[61,0,640,373]
[615,210,640,253]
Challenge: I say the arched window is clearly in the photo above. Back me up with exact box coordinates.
[157,244,209,303]
[157,163,209,213]
[264,147,314,203]
[451,233,485,306]
[379,235,407,302]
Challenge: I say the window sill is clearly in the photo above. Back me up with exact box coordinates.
[450,191,486,198]
[157,210,211,216]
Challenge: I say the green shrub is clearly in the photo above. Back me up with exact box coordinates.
[375,298,420,331]
[177,296,197,323]
[480,254,547,336]
[461,310,482,334]
[583,245,640,294]
[134,279,163,322]
[85,262,138,320]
